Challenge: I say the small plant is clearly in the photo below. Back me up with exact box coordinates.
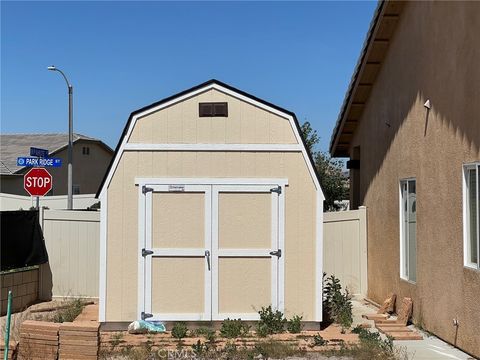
[311,333,328,347]
[109,332,124,350]
[53,298,86,323]
[254,340,303,358]
[190,327,215,339]
[220,318,250,338]
[171,321,188,339]
[348,326,401,357]
[287,314,303,333]
[323,274,353,331]
[192,340,207,356]
[256,305,286,336]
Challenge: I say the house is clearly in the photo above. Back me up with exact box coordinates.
[0,133,113,196]
[330,1,480,357]
[96,80,324,325]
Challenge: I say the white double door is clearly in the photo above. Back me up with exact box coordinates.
[139,181,285,321]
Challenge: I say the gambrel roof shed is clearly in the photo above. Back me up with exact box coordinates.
[98,80,324,325]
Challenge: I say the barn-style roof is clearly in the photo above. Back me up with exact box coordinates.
[96,79,322,198]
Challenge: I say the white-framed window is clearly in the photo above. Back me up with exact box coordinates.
[463,163,479,269]
[399,178,416,282]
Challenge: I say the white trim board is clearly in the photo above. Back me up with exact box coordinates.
[135,178,289,186]
[124,143,302,152]
[98,192,107,322]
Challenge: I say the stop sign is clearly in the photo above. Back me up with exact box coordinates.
[24,167,53,196]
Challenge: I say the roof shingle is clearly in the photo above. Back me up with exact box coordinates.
[0,133,107,175]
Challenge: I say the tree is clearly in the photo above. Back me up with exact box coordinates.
[300,121,349,211]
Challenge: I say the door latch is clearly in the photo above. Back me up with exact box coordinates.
[205,250,211,271]
[141,312,153,320]
[269,249,282,258]
[142,248,154,257]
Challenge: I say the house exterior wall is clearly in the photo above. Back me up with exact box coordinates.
[0,141,112,196]
[104,89,319,322]
[349,1,480,356]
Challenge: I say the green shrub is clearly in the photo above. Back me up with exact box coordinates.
[355,327,395,353]
[323,274,353,331]
[312,333,328,346]
[256,305,286,336]
[171,322,188,339]
[190,327,215,339]
[191,340,207,356]
[287,314,303,333]
[53,298,85,323]
[220,318,250,338]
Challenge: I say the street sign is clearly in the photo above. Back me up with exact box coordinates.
[17,157,62,167]
[24,168,53,196]
[30,147,49,158]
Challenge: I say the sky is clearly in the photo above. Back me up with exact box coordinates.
[1,1,376,152]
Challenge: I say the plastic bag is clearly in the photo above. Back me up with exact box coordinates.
[128,320,166,334]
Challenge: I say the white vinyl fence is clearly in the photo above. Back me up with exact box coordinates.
[0,193,98,211]
[323,206,367,296]
[35,206,367,301]
[39,209,100,299]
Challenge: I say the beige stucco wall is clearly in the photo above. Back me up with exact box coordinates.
[105,89,318,322]
[349,2,480,356]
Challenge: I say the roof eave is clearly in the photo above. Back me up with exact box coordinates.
[330,0,406,158]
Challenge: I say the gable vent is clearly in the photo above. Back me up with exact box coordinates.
[199,102,228,117]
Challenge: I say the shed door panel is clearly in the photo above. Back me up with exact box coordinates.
[213,186,281,320]
[145,185,211,321]
[152,193,205,248]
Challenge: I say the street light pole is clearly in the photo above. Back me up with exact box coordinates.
[48,65,74,210]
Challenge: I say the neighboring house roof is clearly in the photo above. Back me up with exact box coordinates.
[0,133,113,175]
[330,0,406,157]
[96,79,323,198]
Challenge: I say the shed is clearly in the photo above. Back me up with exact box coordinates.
[97,80,324,325]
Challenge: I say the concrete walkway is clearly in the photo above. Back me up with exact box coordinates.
[351,298,476,360]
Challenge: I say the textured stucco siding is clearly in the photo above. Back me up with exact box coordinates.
[350,2,480,357]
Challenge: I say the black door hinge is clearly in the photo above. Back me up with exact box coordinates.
[270,186,282,194]
[269,249,282,258]
[141,312,153,320]
[142,248,154,257]
[142,185,153,194]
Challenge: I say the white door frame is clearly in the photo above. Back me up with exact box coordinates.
[137,178,287,321]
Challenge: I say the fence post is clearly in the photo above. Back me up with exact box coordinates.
[358,206,368,296]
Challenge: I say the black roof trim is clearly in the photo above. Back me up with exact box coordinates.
[95,79,321,197]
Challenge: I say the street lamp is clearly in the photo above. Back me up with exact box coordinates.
[48,65,74,210]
